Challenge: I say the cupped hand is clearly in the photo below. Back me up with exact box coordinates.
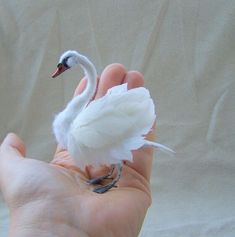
[0,64,155,237]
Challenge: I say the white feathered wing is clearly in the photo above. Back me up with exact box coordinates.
[67,83,156,168]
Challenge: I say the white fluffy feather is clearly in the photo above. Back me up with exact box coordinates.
[67,83,155,168]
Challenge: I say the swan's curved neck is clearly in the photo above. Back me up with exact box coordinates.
[66,53,97,115]
[77,54,97,107]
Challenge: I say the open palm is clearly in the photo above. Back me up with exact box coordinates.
[0,64,155,237]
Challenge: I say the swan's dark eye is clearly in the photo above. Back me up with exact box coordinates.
[62,57,70,68]
[57,63,63,70]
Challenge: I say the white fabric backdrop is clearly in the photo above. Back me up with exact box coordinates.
[0,1,235,236]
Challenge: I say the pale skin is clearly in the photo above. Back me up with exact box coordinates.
[0,64,155,237]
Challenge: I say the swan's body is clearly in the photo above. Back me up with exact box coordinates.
[52,50,174,193]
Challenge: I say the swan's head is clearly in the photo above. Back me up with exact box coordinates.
[52,50,80,78]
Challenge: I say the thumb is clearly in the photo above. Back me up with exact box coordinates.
[0,134,26,200]
[1,133,26,158]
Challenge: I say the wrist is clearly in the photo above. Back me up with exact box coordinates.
[8,200,88,237]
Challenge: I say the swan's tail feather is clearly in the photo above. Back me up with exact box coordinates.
[143,140,175,154]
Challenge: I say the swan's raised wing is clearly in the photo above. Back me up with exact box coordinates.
[67,84,156,167]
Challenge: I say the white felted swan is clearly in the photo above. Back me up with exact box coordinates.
[52,50,174,193]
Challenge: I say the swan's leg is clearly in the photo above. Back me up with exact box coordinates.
[93,163,123,194]
[88,164,116,185]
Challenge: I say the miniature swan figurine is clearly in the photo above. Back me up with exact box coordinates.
[52,50,174,193]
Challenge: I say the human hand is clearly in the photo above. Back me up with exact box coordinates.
[0,64,155,237]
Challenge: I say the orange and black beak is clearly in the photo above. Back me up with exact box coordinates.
[52,63,69,78]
